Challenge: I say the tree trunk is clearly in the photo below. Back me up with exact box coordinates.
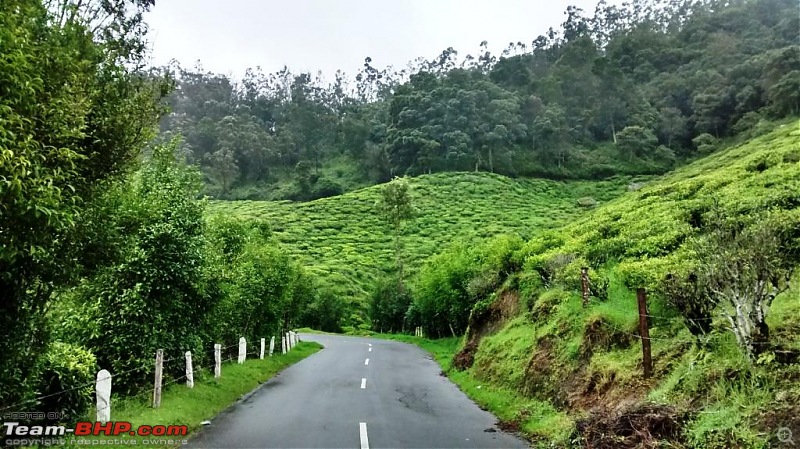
[611,120,617,144]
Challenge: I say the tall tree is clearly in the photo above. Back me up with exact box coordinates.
[378,177,415,289]
[0,0,168,408]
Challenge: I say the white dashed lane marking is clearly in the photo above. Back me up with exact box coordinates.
[359,422,369,449]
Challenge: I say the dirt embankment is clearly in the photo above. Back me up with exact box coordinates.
[453,289,689,448]
[453,289,519,370]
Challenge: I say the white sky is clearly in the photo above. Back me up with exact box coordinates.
[144,0,608,79]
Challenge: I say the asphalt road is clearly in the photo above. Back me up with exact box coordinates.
[188,333,529,448]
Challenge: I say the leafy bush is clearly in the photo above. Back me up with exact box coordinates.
[617,126,658,159]
[692,133,718,155]
[205,215,312,347]
[64,141,212,393]
[411,236,524,337]
[412,242,477,337]
[300,288,345,333]
[369,276,411,333]
[311,176,344,199]
[0,0,167,408]
[33,342,97,422]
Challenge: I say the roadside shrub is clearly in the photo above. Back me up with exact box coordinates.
[65,141,212,393]
[412,241,477,337]
[369,275,411,333]
[33,342,97,422]
[301,288,345,333]
[212,245,293,347]
[206,215,311,347]
[411,236,524,337]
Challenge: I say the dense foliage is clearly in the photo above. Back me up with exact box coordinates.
[55,143,212,393]
[3,0,797,441]
[205,214,317,342]
[47,141,314,398]
[411,235,523,338]
[160,0,798,200]
[0,0,315,418]
[0,0,167,409]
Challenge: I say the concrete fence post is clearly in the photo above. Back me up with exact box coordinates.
[238,337,246,364]
[185,351,194,388]
[214,344,222,378]
[96,369,111,423]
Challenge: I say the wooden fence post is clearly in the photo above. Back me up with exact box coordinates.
[238,337,246,364]
[637,288,652,379]
[269,336,275,356]
[281,335,286,354]
[581,267,590,308]
[214,344,221,378]
[153,349,163,408]
[96,369,111,423]
[260,338,265,359]
[185,351,194,388]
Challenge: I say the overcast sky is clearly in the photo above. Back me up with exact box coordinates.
[144,0,607,80]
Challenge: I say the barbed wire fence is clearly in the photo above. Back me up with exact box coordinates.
[0,331,301,423]
[577,267,793,379]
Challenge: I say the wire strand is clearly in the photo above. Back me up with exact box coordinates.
[0,337,274,413]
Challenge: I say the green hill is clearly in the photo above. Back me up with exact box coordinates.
[435,120,800,447]
[208,173,641,320]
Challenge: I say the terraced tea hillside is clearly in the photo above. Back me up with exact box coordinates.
[208,172,638,315]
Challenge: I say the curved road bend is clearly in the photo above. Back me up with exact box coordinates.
[188,333,528,448]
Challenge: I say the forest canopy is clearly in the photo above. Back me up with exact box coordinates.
[159,0,799,200]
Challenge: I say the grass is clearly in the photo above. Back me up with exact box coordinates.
[455,120,800,447]
[64,342,321,449]
[209,172,642,317]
